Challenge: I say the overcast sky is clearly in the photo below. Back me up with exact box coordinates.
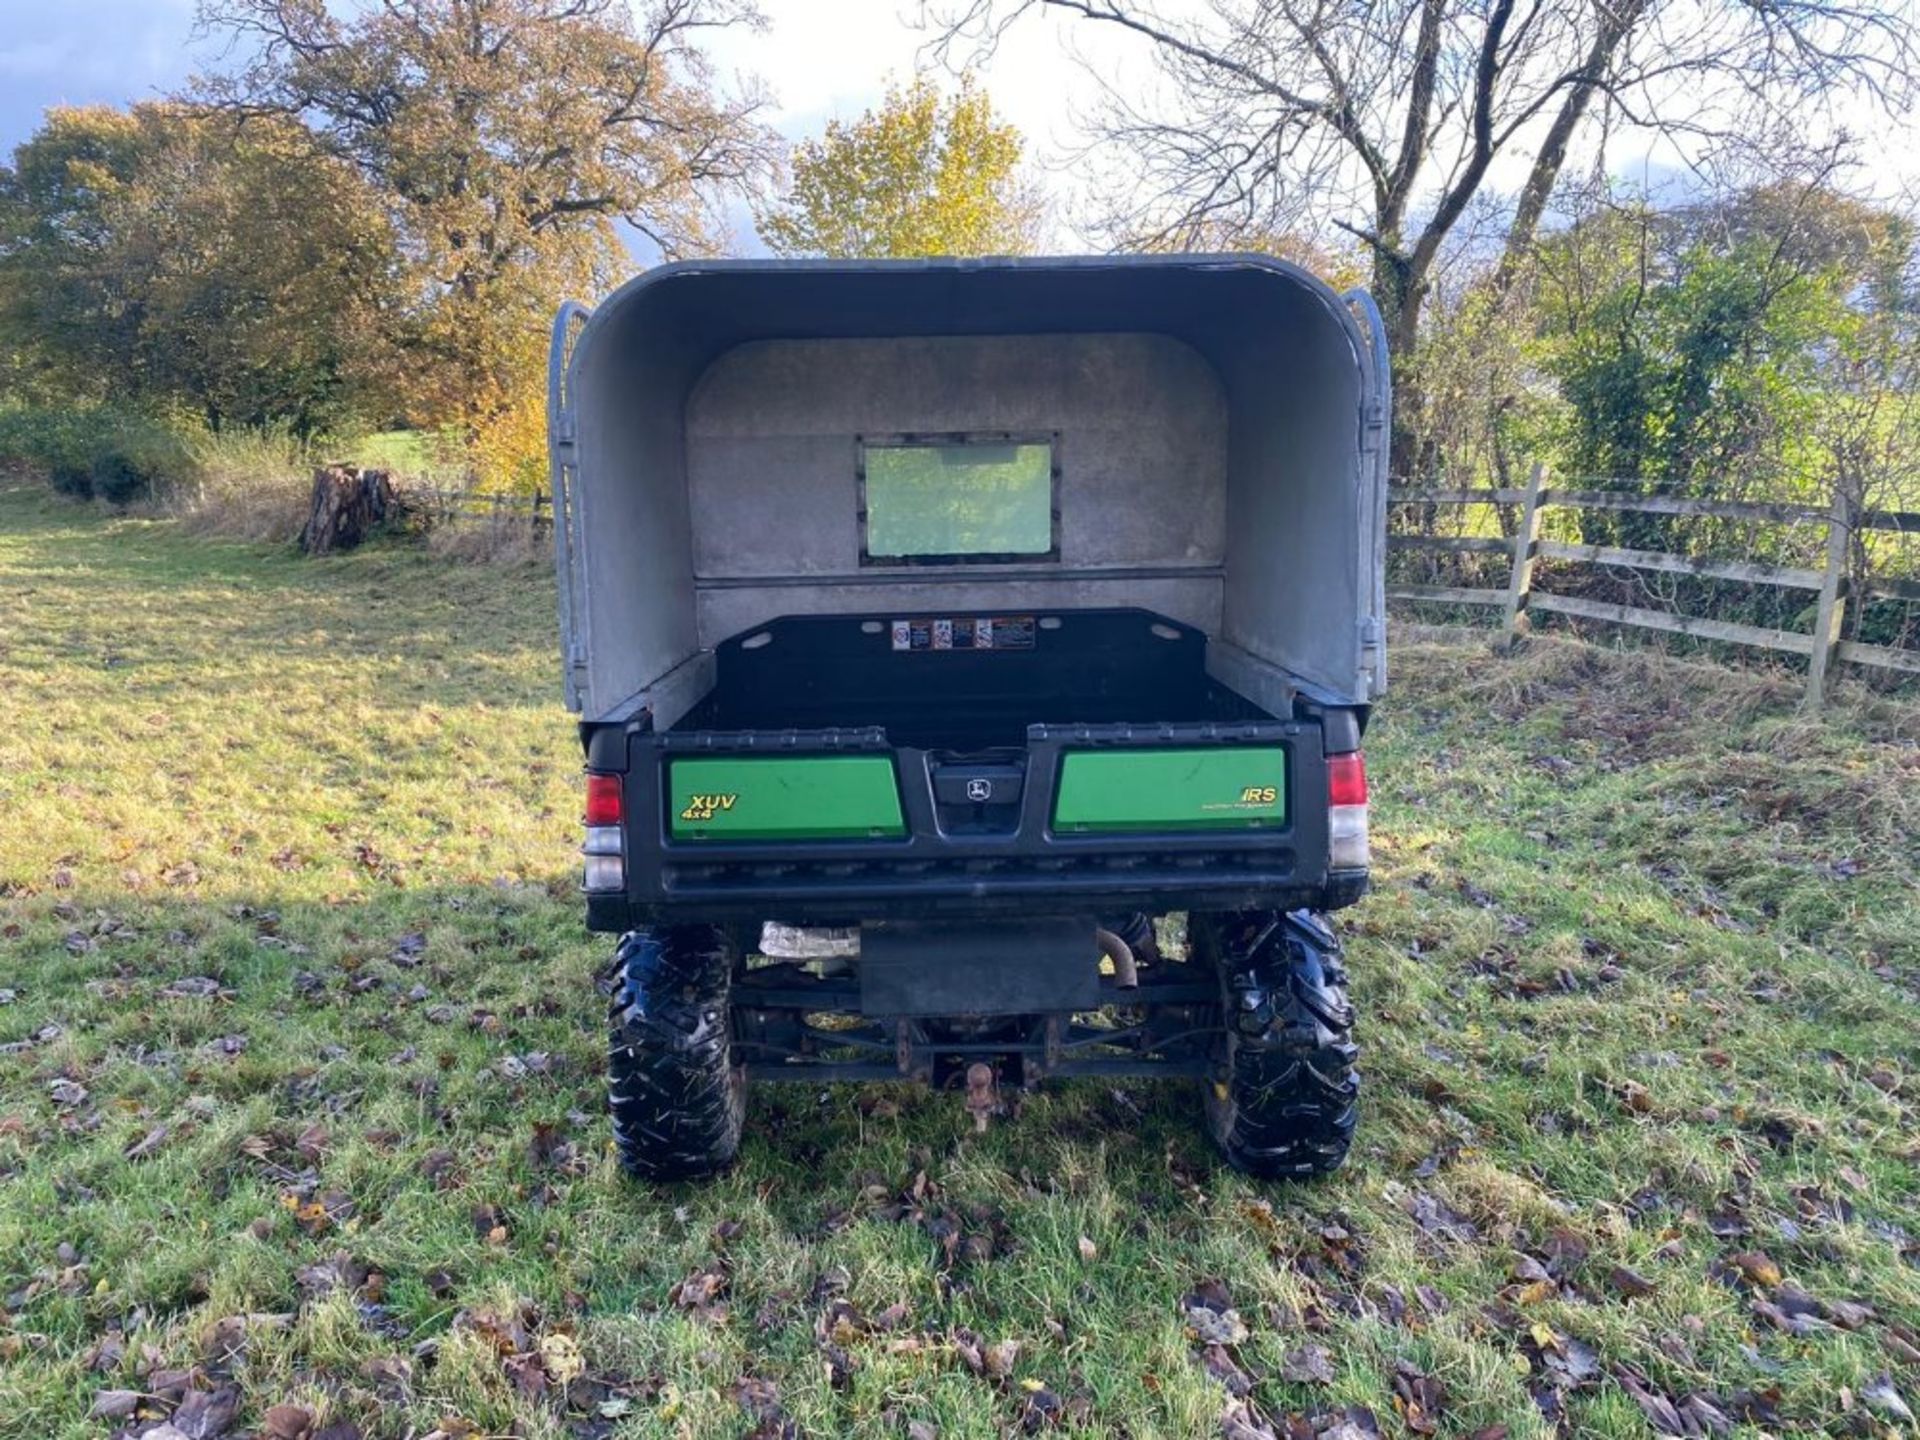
[1,0,1913,257]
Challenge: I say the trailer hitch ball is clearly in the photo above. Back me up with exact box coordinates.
[964,1062,1000,1133]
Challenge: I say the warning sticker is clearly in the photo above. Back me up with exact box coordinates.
[888,616,1036,652]
[977,616,1036,650]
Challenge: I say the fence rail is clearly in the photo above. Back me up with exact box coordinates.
[411,486,550,531]
[1386,464,1918,705]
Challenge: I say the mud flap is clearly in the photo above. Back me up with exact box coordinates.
[858,917,1100,1017]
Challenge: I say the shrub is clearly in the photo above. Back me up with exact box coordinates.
[89,418,193,504]
[0,406,100,487]
[48,459,95,497]
[0,405,194,504]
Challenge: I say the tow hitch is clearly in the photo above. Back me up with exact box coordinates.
[964,1062,1000,1132]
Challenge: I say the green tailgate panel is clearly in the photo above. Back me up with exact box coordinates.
[669,756,906,840]
[1053,747,1288,832]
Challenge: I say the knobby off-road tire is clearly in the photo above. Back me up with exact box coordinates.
[1195,909,1358,1178]
[608,925,745,1181]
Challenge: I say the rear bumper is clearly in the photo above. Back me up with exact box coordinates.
[585,718,1360,929]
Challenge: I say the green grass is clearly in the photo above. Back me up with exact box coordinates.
[348,429,468,484]
[0,476,1915,1440]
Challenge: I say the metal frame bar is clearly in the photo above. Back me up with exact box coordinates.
[547,300,593,713]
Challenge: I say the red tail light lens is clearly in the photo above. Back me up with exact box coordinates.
[1327,751,1369,807]
[585,772,624,825]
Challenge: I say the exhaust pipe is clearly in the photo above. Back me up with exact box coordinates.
[1095,927,1139,989]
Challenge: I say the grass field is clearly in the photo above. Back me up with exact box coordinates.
[0,475,1915,1440]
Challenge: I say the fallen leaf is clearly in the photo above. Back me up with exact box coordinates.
[670,1265,729,1322]
[1320,1408,1384,1440]
[1181,1281,1250,1346]
[295,1253,366,1298]
[419,1148,458,1188]
[1077,1235,1097,1263]
[1279,1344,1335,1384]
[1220,1398,1280,1440]
[162,976,224,998]
[1016,1381,1062,1433]
[1614,1364,1691,1436]
[173,1385,241,1440]
[362,1355,411,1401]
[83,1331,126,1373]
[263,1406,313,1440]
[538,1332,584,1388]
[1510,1256,1552,1285]
[124,1123,172,1161]
[1201,1343,1254,1397]
[1609,1265,1657,1299]
[503,1350,546,1400]
[983,1338,1021,1381]
[1406,1189,1479,1245]
[294,1123,330,1162]
[820,1340,854,1390]
[1863,1375,1914,1425]
[1727,1251,1782,1288]
[89,1390,140,1420]
[730,1374,785,1427]
[456,1304,532,1357]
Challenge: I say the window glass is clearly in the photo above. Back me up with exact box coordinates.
[863,442,1053,560]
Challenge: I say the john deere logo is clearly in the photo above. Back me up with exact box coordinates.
[965,777,994,802]
[680,793,738,822]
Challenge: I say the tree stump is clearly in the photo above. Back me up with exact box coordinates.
[299,465,396,555]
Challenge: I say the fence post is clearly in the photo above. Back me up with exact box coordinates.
[1806,486,1851,708]
[1501,460,1548,648]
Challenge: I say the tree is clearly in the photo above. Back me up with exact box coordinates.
[0,107,151,404]
[760,78,1043,257]
[934,0,1917,469]
[191,0,777,443]
[0,104,402,432]
[1522,176,1917,576]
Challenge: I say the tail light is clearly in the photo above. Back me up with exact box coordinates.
[1327,751,1370,870]
[583,771,625,892]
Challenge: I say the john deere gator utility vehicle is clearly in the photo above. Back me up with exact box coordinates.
[548,256,1390,1180]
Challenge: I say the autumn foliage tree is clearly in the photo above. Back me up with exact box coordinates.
[0,104,399,433]
[761,78,1043,258]
[190,0,777,485]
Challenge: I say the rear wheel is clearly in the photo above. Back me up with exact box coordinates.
[608,925,745,1181]
[1194,910,1358,1178]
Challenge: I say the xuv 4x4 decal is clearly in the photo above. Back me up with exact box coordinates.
[668,757,908,840]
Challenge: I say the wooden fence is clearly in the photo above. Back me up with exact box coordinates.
[412,486,550,532]
[1387,463,1920,705]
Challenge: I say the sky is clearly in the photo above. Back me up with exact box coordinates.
[0,0,1914,258]
[0,0,1122,252]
